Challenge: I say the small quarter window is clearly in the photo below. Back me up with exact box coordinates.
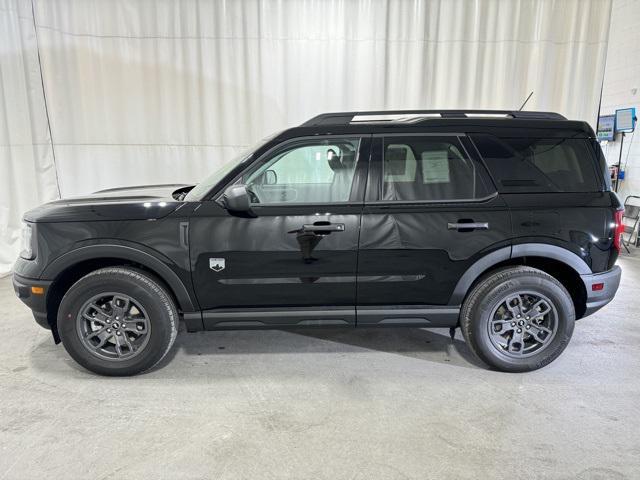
[471,135,601,193]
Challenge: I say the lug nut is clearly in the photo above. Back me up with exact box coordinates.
[116,331,122,336]
[526,325,531,329]
[511,322,516,327]
[107,328,112,333]
[137,325,143,331]
[106,319,111,323]
[517,315,521,318]
[517,328,522,333]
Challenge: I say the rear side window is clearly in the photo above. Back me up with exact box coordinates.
[471,135,601,193]
[382,136,493,201]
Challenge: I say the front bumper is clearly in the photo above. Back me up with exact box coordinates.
[12,273,52,330]
[580,266,622,318]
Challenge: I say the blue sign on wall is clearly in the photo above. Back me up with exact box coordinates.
[615,107,636,133]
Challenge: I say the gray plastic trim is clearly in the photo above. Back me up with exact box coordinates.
[357,305,460,327]
[448,247,512,305]
[449,243,593,306]
[581,265,621,317]
[202,307,356,330]
[511,243,591,275]
[42,244,197,312]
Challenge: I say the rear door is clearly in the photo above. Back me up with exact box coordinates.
[190,135,371,328]
[356,133,511,326]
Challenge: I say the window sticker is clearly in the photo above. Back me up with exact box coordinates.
[421,151,450,183]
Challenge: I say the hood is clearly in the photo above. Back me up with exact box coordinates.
[24,184,191,223]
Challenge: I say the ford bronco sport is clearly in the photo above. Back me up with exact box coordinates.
[13,110,623,375]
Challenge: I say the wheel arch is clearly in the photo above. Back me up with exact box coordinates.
[42,244,198,339]
[450,244,589,319]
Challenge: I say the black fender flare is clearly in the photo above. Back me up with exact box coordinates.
[41,243,198,313]
[448,243,590,305]
[511,243,591,275]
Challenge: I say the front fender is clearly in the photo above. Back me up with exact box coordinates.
[41,241,198,313]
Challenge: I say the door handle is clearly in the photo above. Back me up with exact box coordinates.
[301,222,345,233]
[288,222,345,235]
[447,222,489,231]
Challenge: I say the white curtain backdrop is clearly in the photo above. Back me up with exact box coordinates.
[1,0,613,275]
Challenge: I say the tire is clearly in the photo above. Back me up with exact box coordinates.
[460,266,575,372]
[57,267,179,376]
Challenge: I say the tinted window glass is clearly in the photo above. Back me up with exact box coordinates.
[471,135,601,193]
[243,138,360,204]
[382,136,493,201]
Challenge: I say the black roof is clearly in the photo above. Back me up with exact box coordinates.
[301,110,567,127]
[280,109,594,139]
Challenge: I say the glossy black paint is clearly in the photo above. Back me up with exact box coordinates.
[12,112,622,335]
[189,136,372,326]
[357,198,512,308]
[190,202,362,324]
[504,192,618,272]
[356,134,512,325]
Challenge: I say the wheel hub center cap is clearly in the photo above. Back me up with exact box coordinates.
[112,322,120,329]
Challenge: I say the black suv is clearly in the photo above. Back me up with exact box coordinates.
[13,110,623,376]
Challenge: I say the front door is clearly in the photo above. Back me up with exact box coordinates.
[190,135,370,328]
[357,134,511,326]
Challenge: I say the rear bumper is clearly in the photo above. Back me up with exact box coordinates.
[580,266,621,318]
[12,273,52,330]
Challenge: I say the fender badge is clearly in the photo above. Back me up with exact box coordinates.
[209,258,225,272]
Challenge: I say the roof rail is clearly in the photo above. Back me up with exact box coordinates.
[301,110,566,126]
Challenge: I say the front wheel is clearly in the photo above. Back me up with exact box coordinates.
[58,267,179,376]
[460,266,575,372]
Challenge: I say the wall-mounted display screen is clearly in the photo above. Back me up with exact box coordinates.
[597,115,615,141]
[615,108,636,133]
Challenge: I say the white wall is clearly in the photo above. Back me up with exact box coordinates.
[0,0,60,277]
[600,0,640,202]
[0,0,615,275]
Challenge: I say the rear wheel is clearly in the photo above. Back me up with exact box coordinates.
[58,267,179,376]
[460,266,575,372]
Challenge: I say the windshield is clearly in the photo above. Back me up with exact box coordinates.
[184,131,281,201]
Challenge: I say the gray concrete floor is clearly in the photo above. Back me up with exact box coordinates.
[1,256,640,480]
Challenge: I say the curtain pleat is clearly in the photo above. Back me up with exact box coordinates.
[0,0,613,275]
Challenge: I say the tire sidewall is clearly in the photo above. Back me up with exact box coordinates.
[58,270,176,376]
[469,273,575,372]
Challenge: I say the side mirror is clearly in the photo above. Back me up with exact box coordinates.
[265,169,277,185]
[221,185,256,217]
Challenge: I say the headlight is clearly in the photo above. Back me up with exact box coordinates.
[20,222,35,260]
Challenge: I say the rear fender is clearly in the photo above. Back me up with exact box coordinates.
[448,243,590,305]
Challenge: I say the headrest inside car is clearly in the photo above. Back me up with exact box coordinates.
[386,147,407,175]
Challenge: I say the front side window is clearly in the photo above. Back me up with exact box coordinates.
[382,136,492,201]
[243,138,360,204]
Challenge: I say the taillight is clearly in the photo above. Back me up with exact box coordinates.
[613,209,624,252]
